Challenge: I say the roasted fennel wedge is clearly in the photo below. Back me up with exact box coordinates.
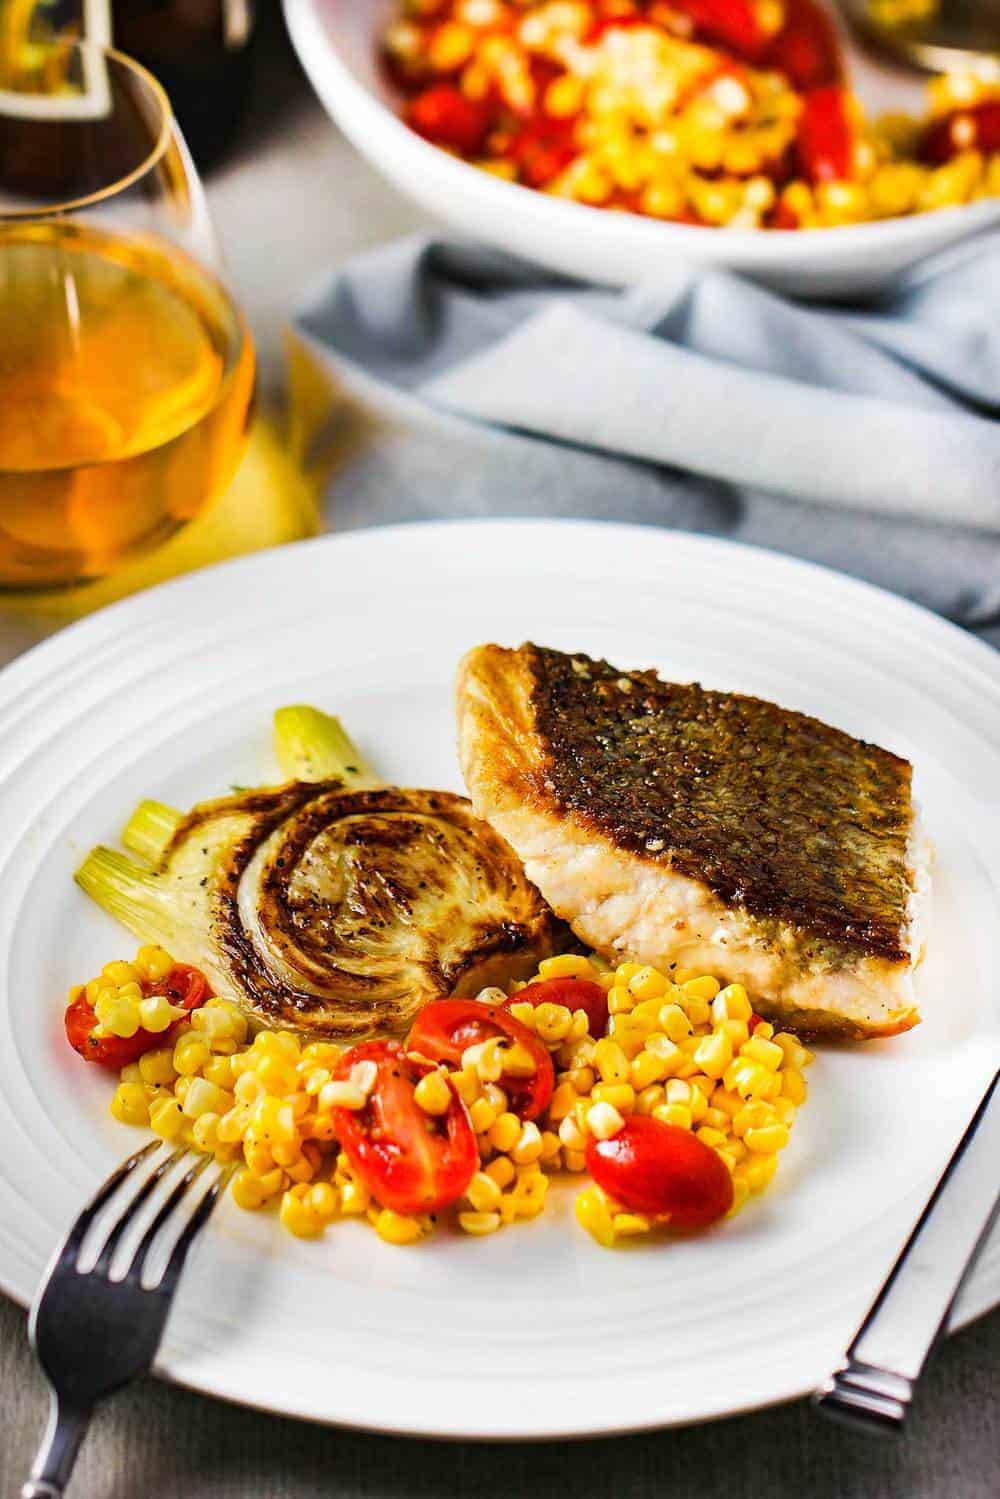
[76,708,562,1040]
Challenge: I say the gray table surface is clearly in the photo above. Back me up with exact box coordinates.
[1,10,997,1497]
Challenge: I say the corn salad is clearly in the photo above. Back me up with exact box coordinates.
[90,946,813,1248]
[383,1,1000,229]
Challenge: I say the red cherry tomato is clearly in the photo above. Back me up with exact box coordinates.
[504,977,609,1039]
[507,114,578,187]
[770,201,799,229]
[921,101,1000,164]
[64,963,211,1069]
[332,1040,477,1215]
[796,85,855,184]
[668,0,768,58]
[408,998,554,1120]
[762,0,842,91]
[586,1116,734,1228]
[405,85,494,155]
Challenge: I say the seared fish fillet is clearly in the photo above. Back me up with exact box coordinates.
[457,644,929,1040]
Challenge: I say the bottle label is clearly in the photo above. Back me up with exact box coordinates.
[0,1,112,118]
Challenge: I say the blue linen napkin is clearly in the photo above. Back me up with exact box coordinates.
[292,232,1000,646]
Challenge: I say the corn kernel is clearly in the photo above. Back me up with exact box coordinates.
[136,945,174,982]
[695,1125,728,1149]
[587,1101,625,1140]
[538,954,597,981]
[467,1171,503,1213]
[533,1001,573,1044]
[693,1029,732,1080]
[511,1120,544,1164]
[149,1095,184,1139]
[741,1035,785,1071]
[110,1082,149,1127]
[590,1082,636,1112]
[658,1004,692,1042]
[780,1069,808,1105]
[182,1077,225,1119]
[683,975,720,1002]
[507,1001,537,1028]
[502,1041,538,1077]
[319,1079,366,1111]
[631,1049,668,1090]
[484,1155,516,1190]
[575,1185,616,1247]
[371,1208,426,1246]
[489,1111,522,1153]
[459,1210,502,1235]
[744,1122,790,1154]
[173,1035,210,1076]
[628,965,668,1001]
[593,1038,630,1085]
[469,1096,498,1133]
[635,1083,666,1115]
[654,1103,692,1130]
[613,1212,652,1237]
[547,1081,578,1121]
[414,1069,453,1115]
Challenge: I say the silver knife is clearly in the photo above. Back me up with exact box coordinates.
[814,1067,1000,1434]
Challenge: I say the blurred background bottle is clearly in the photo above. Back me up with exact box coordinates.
[0,2,257,170]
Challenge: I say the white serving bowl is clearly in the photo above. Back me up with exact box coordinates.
[284,0,1000,297]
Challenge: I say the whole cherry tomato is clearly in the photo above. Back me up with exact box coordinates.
[405,85,494,155]
[586,1116,734,1227]
[64,962,211,1068]
[504,977,609,1039]
[408,998,554,1119]
[332,1040,478,1215]
[796,85,855,183]
[921,101,1000,164]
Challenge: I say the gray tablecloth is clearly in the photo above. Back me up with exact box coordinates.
[0,10,997,1497]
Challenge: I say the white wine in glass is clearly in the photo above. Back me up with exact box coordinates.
[0,40,255,589]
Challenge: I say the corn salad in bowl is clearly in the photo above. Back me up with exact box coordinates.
[69,946,813,1250]
[382,0,1000,229]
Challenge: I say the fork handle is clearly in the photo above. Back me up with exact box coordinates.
[22,1392,93,1499]
[814,1068,1000,1434]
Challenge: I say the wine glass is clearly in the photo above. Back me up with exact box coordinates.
[0,39,255,590]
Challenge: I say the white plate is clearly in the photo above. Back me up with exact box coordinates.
[283,0,1000,299]
[0,520,998,1438]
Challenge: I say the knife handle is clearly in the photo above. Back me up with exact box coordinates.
[813,1068,1000,1434]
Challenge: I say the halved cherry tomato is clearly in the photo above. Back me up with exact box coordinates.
[586,1116,734,1227]
[332,1040,477,1215]
[762,0,842,91]
[504,977,609,1039]
[921,101,1000,164]
[507,114,578,187]
[796,85,854,184]
[405,84,494,155]
[408,999,554,1120]
[666,0,769,58]
[64,962,211,1069]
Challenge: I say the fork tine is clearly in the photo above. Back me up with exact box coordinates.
[157,1163,235,1295]
[93,1144,186,1275]
[125,1151,213,1285]
[55,1141,160,1271]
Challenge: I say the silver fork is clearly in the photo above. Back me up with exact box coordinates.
[22,1141,232,1499]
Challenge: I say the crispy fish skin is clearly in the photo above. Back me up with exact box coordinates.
[457,644,924,1041]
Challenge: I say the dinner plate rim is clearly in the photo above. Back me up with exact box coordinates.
[2,517,999,704]
[1,517,998,1440]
